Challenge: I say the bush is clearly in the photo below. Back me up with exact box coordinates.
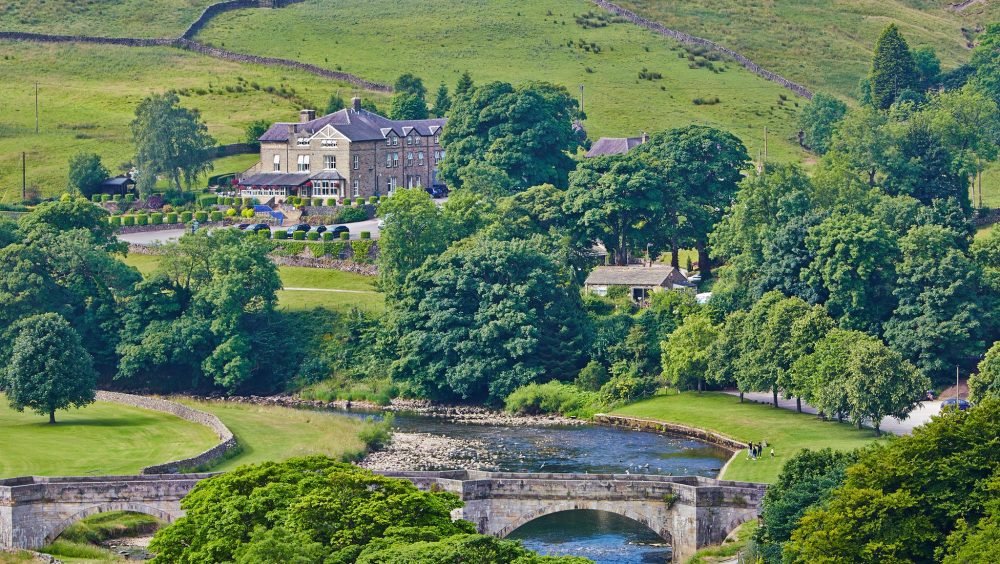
[91,195,101,203]
[241,208,255,219]
[198,194,218,206]
[505,381,600,417]
[193,211,208,222]
[209,211,223,222]
[368,196,377,204]
[339,231,350,240]
[326,198,337,206]
[101,194,111,202]
[124,194,135,203]
[313,198,324,206]
[179,211,193,223]
[225,208,237,217]
[307,232,320,240]
[134,215,148,227]
[112,194,121,202]
[258,229,272,239]
[360,231,371,239]
[344,198,352,206]
[275,230,288,240]
[575,360,610,391]
[599,369,657,404]
[293,230,306,240]
[108,216,121,227]
[150,212,163,225]
[121,215,135,226]
[335,206,368,223]
[165,212,178,224]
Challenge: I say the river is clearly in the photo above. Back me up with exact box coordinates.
[373,411,732,563]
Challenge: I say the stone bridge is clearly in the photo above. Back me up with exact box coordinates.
[0,471,765,561]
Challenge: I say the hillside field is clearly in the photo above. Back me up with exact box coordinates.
[0,0,216,38]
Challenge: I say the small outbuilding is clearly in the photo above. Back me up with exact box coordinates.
[97,175,137,197]
[584,264,694,302]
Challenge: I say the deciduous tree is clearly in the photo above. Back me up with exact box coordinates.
[376,188,450,295]
[845,338,928,435]
[797,93,847,155]
[131,92,216,194]
[67,152,109,198]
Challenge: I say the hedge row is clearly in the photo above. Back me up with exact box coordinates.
[270,240,375,262]
[109,211,185,227]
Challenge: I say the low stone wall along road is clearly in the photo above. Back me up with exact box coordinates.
[117,218,381,245]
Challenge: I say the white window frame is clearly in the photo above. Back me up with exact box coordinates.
[297,154,310,172]
[321,139,337,148]
[418,151,425,165]
[352,179,360,197]
[297,138,310,146]
[324,155,336,170]
[273,154,281,171]
[392,152,399,167]
[353,155,359,170]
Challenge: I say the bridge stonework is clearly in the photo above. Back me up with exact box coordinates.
[1,471,765,561]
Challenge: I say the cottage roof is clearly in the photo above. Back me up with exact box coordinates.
[259,109,446,143]
[100,176,134,187]
[585,136,646,158]
[584,265,691,287]
[240,172,312,186]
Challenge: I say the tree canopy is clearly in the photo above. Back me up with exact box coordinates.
[869,24,918,109]
[131,92,216,194]
[67,152,110,198]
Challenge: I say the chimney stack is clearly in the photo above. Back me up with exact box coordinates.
[352,97,362,111]
[641,131,649,144]
[300,109,316,123]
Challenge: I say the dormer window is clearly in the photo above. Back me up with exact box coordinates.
[434,135,440,145]
[321,139,337,147]
[297,138,310,146]
[386,135,393,147]
[392,135,399,146]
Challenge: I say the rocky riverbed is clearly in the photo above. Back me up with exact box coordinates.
[360,432,499,471]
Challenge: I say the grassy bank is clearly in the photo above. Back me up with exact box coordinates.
[0,394,218,477]
[199,0,807,163]
[39,510,161,564]
[612,391,883,483]
[175,399,380,470]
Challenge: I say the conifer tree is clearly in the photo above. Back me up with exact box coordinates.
[870,24,918,109]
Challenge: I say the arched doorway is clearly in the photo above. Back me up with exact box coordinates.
[506,509,673,563]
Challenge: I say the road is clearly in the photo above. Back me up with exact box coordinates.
[723,391,942,436]
[119,218,380,245]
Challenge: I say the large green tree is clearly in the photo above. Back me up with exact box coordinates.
[845,338,928,436]
[969,341,1000,403]
[431,82,451,117]
[790,328,873,422]
[798,93,848,155]
[661,313,718,392]
[376,188,451,295]
[67,152,110,198]
[869,24,918,109]
[387,93,429,120]
[3,313,97,424]
[131,92,216,194]
[390,237,587,403]
[439,81,580,191]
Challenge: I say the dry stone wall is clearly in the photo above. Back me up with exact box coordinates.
[95,391,236,474]
[593,413,747,451]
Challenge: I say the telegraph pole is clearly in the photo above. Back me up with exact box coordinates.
[21,152,26,202]
[34,82,39,134]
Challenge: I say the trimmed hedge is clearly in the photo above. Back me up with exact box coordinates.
[368,196,378,204]
[258,229,272,239]
[136,215,148,226]
[122,215,135,226]
[91,195,101,203]
[209,211,223,222]
[124,194,135,203]
[108,216,122,227]
[307,232,320,240]
[344,198,352,206]
[180,211,193,223]
[101,194,111,202]
[322,232,333,241]
[150,213,163,225]
[198,194,218,206]
[326,198,337,206]
[352,239,374,262]
[360,231,371,239]
[292,230,306,240]
[165,212,178,224]
[194,211,208,222]
[339,231,350,240]
[275,230,288,240]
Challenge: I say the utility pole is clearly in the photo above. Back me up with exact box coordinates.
[34,82,39,134]
[21,152,26,202]
[956,366,960,400]
[579,84,585,113]
[763,126,768,167]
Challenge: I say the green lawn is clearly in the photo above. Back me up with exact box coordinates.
[277,289,384,312]
[175,399,372,470]
[279,265,378,291]
[0,0,216,38]
[0,394,218,477]
[617,0,996,100]
[198,0,808,163]
[612,391,884,483]
[0,42,387,203]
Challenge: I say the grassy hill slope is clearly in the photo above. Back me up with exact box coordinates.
[196,0,809,161]
[0,42,387,203]
[0,0,216,38]
[617,0,999,99]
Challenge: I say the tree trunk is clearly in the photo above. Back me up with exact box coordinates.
[874,423,881,437]
[739,391,744,403]
[837,412,843,423]
[670,240,680,268]
[697,378,702,395]
[696,241,711,278]
[49,409,55,424]
[796,397,802,413]
[772,388,778,408]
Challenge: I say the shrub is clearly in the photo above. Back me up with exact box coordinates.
[275,230,288,240]
[368,196,377,204]
[91,195,101,203]
[351,239,374,262]
[326,240,348,258]
[258,229,271,239]
[335,206,368,223]
[313,198,324,206]
[505,381,600,417]
[599,368,657,404]
[359,231,371,239]
[293,230,306,240]
[339,231,350,240]
[124,194,135,203]
[307,232,320,240]
[150,212,163,225]
[325,198,337,206]
[122,215,135,226]
[179,211,193,223]
[241,208,255,219]
[344,198,352,206]
[225,208,237,217]
[108,216,121,227]
[165,212,178,224]
[209,211,223,222]
[198,194,218,206]
[317,231,330,241]
[194,211,208,222]
[112,194,121,202]
[575,360,610,391]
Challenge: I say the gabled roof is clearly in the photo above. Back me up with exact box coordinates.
[585,136,646,158]
[100,175,134,186]
[584,265,691,287]
[258,109,446,143]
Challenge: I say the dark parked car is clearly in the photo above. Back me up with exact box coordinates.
[942,398,971,411]
[313,225,328,234]
[236,223,251,231]
[328,225,349,237]
[286,223,311,236]
[248,223,271,233]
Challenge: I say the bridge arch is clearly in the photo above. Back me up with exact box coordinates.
[493,500,674,545]
[43,502,179,545]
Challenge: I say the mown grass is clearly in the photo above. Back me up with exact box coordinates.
[612,391,884,483]
[0,42,388,203]
[37,511,161,564]
[0,551,42,564]
[198,0,808,163]
[617,0,997,100]
[0,394,218,477]
[174,399,375,470]
[0,0,216,38]
[687,520,758,564]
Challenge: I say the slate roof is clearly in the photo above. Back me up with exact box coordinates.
[585,136,646,158]
[310,170,345,180]
[259,108,446,143]
[100,176,134,187]
[240,172,312,186]
[584,265,691,287]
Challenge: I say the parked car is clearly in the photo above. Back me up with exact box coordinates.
[377,218,386,230]
[328,225,349,237]
[236,223,251,231]
[313,225,328,234]
[688,273,702,283]
[248,223,271,233]
[286,223,311,236]
[942,398,971,411]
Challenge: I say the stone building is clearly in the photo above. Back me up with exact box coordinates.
[238,97,446,203]
[584,264,693,301]
[584,132,648,158]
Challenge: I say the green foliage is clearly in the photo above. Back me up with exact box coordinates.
[504,381,601,417]
[869,24,918,109]
[59,511,160,545]
[391,237,587,403]
[2,313,97,423]
[351,239,374,262]
[149,456,476,563]
[394,73,427,99]
[661,313,720,391]
[357,533,589,563]
[377,188,451,294]
[244,119,270,148]
[67,152,110,198]
[574,360,610,392]
[18,198,117,248]
[335,206,369,223]
[388,92,429,120]
[969,341,1000,403]
[598,365,658,405]
[439,81,580,190]
[797,93,847,155]
[131,91,216,193]
[292,230,305,240]
[431,82,451,117]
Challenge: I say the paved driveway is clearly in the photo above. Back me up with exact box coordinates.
[119,219,380,245]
